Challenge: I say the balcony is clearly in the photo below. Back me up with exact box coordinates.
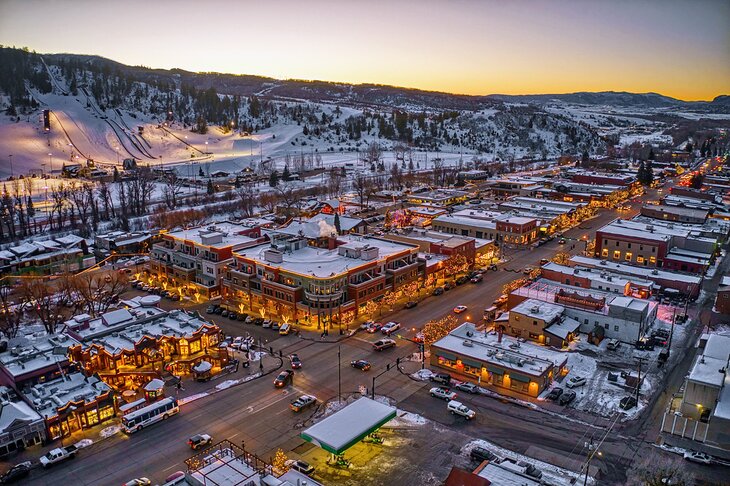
[349,273,386,289]
[304,289,344,303]
[386,260,420,275]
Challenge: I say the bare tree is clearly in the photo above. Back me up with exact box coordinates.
[625,453,693,486]
[235,181,257,217]
[17,278,66,334]
[67,271,128,317]
[353,173,372,206]
[366,142,382,165]
[327,169,343,198]
[0,281,22,339]
[162,172,184,210]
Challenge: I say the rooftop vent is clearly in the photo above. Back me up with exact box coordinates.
[462,340,473,347]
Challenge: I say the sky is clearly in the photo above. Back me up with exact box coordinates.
[1,0,728,101]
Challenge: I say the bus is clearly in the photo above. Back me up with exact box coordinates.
[122,397,179,434]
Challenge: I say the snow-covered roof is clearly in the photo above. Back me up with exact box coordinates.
[432,322,567,376]
[433,214,497,230]
[721,276,730,287]
[689,356,727,388]
[597,222,672,242]
[308,213,364,232]
[0,334,72,379]
[166,222,257,249]
[544,316,581,340]
[511,299,564,323]
[28,371,111,418]
[0,386,43,432]
[713,374,730,421]
[300,397,396,454]
[569,256,702,284]
[102,309,134,327]
[477,462,541,486]
[704,334,730,362]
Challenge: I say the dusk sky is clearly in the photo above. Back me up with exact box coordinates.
[1,0,728,100]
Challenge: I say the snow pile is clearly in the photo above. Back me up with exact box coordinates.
[215,379,240,391]
[461,439,594,485]
[75,439,94,449]
[99,425,121,438]
[178,392,209,405]
[411,369,434,381]
[383,410,427,427]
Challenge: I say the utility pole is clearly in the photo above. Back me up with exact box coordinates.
[583,436,597,486]
[635,356,647,404]
[338,345,342,403]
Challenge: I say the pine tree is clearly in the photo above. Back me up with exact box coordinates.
[282,165,291,182]
[648,148,655,160]
[199,167,205,177]
[207,179,214,195]
[637,160,646,185]
[272,449,288,474]
[269,170,279,187]
[334,212,341,234]
[645,159,654,185]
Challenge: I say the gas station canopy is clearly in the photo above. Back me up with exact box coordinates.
[300,397,396,455]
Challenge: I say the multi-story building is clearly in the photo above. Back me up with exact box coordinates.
[65,296,229,387]
[569,255,702,299]
[148,222,265,299]
[407,189,470,207]
[716,277,730,315]
[0,334,74,390]
[640,205,709,224]
[432,210,539,247]
[566,169,638,188]
[221,234,420,328]
[507,299,580,347]
[509,280,656,344]
[0,235,94,276]
[540,261,654,298]
[93,230,155,261]
[0,386,46,456]
[661,333,730,457]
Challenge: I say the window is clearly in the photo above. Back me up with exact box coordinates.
[625,252,632,261]
[604,323,609,329]
[615,241,619,247]
[627,243,631,249]
[190,340,201,354]
[602,248,609,257]
[649,256,656,264]
[614,325,619,332]
[613,250,621,260]
[636,256,645,264]
[533,320,538,326]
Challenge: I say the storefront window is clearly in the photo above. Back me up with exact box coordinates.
[86,409,99,426]
[99,406,114,421]
[179,339,189,356]
[190,340,201,354]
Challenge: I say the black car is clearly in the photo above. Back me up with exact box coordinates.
[228,311,238,320]
[405,301,418,309]
[432,287,444,296]
[0,462,31,484]
[274,370,294,388]
[470,447,497,463]
[559,390,576,405]
[430,372,452,386]
[214,306,224,315]
[290,354,302,369]
[455,276,469,285]
[546,387,563,401]
[350,359,371,371]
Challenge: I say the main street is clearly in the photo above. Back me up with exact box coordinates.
[23,178,726,485]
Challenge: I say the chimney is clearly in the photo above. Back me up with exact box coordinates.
[328,236,337,250]
[498,328,503,343]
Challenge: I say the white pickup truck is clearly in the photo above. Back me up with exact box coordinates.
[40,445,78,467]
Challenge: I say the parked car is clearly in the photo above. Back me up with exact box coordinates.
[455,276,470,285]
[228,311,238,320]
[40,445,78,468]
[245,315,256,324]
[545,387,563,401]
[430,387,457,401]
[351,359,371,371]
[566,376,587,388]
[493,295,508,307]
[523,267,534,275]
[405,301,418,309]
[231,336,246,350]
[470,447,497,462]
[188,434,212,450]
[0,461,31,484]
[470,275,483,283]
[606,339,621,350]
[430,372,452,386]
[164,471,186,483]
[539,258,550,265]
[432,287,444,296]
[381,321,401,335]
[290,354,302,369]
[365,322,382,333]
[214,306,224,315]
[619,396,637,410]
[453,305,468,314]
[290,394,317,412]
[447,400,476,419]
[455,382,479,394]
[271,322,281,331]
[262,319,272,328]
[558,238,566,244]
[443,281,454,291]
[274,370,294,387]
[683,451,712,465]
[373,338,396,351]
[279,323,293,335]
[221,309,229,318]
[559,390,577,406]
[285,459,315,476]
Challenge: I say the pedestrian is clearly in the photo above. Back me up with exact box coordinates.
[269,346,273,355]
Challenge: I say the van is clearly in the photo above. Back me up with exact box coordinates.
[606,339,620,350]
[447,400,476,419]
[279,323,292,335]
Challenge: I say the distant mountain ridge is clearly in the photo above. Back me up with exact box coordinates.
[39,52,726,111]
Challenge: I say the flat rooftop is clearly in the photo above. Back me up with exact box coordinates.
[511,299,564,322]
[569,256,702,284]
[237,235,416,278]
[166,222,258,249]
[432,322,567,377]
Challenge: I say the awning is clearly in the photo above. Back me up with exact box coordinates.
[486,365,504,375]
[300,397,396,455]
[510,373,531,383]
[462,358,483,368]
[436,351,457,361]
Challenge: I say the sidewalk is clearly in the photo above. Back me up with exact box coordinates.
[1,347,283,469]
